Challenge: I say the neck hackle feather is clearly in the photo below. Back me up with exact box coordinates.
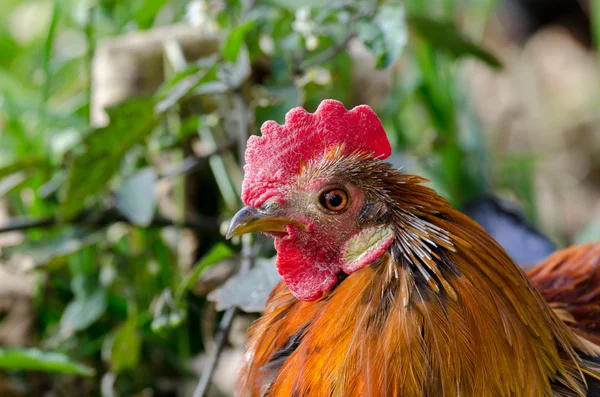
[236,100,600,397]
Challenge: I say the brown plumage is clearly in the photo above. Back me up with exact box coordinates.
[529,243,600,346]
[227,100,600,396]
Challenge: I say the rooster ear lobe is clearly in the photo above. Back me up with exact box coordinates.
[339,224,395,274]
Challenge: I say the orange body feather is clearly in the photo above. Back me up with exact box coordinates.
[237,168,600,397]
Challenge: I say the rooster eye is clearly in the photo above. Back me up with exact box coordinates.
[319,189,349,212]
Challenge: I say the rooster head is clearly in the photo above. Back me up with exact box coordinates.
[226,99,400,301]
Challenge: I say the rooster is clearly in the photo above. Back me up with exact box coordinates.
[226,99,600,396]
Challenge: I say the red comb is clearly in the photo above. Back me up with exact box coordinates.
[241,99,392,207]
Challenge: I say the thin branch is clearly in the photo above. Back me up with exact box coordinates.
[297,32,356,73]
[84,1,95,125]
[0,217,57,233]
[192,306,236,397]
[0,209,222,235]
[192,235,257,397]
[295,3,378,74]
[147,214,222,233]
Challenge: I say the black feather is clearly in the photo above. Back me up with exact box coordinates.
[259,324,309,391]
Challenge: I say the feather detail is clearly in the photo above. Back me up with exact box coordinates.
[529,242,600,347]
[237,153,600,397]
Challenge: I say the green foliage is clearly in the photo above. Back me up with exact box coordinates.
[209,257,279,312]
[261,0,324,9]
[116,168,157,227]
[61,288,107,334]
[356,3,408,69]
[155,56,221,112]
[7,230,102,266]
[222,20,255,62]
[408,16,502,69]
[61,97,160,221]
[593,0,600,52]
[494,154,538,222]
[177,243,234,301]
[135,0,170,29]
[109,318,142,373]
[0,349,94,376]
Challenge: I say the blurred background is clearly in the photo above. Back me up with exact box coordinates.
[0,0,599,395]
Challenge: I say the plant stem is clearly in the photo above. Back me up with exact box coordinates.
[192,234,256,397]
[0,210,222,235]
[192,307,236,397]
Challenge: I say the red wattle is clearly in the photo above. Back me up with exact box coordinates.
[275,237,340,301]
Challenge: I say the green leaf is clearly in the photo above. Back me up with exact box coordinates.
[593,0,600,52]
[155,60,219,113]
[355,19,388,67]
[255,83,301,125]
[109,319,141,373]
[302,51,353,111]
[0,172,28,196]
[155,55,218,97]
[260,0,323,9]
[134,0,168,29]
[60,97,160,221]
[0,348,94,376]
[60,289,107,333]
[221,45,251,87]
[116,168,156,227]
[0,157,47,179]
[6,230,102,266]
[221,20,254,63]
[0,157,48,196]
[152,289,185,333]
[177,243,234,299]
[193,81,230,96]
[356,4,408,69]
[208,257,280,312]
[408,16,502,69]
[41,0,61,102]
[494,154,537,222]
[0,27,19,66]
